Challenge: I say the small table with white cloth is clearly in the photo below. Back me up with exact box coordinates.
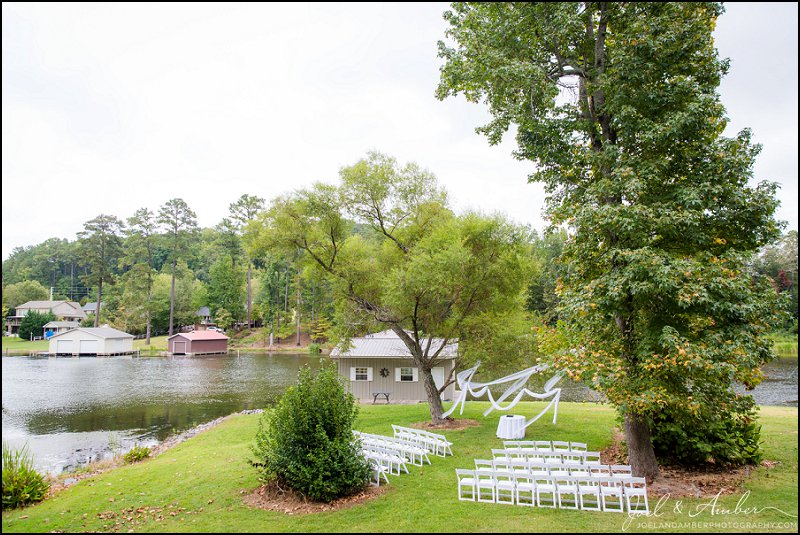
[496,414,526,439]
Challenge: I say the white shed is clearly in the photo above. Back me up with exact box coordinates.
[330,330,458,403]
[48,327,135,356]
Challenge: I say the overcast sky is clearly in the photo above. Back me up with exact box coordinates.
[2,2,797,260]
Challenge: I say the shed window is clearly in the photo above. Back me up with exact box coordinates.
[396,367,418,382]
[350,367,372,381]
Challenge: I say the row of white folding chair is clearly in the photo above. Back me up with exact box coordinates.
[392,425,453,457]
[492,448,602,465]
[477,459,632,480]
[456,469,648,513]
[503,440,588,452]
[361,445,409,476]
[355,432,431,466]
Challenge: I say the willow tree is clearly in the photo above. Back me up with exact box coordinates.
[249,152,531,423]
[437,2,783,480]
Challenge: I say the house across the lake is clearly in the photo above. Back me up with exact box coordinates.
[167,330,229,356]
[5,300,87,336]
[330,330,457,403]
[48,326,134,356]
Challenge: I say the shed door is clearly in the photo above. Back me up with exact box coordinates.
[79,339,99,354]
[432,367,445,390]
[173,341,187,355]
[57,340,73,354]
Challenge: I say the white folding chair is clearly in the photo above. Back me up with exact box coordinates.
[494,469,516,505]
[456,469,476,501]
[475,458,493,471]
[492,448,512,462]
[583,451,602,466]
[534,474,557,508]
[590,464,611,478]
[475,468,497,503]
[565,462,590,478]
[534,440,552,451]
[576,477,601,511]
[610,464,633,480]
[623,477,649,514]
[599,477,625,512]
[570,441,588,452]
[551,440,571,452]
[514,471,537,507]
[555,475,579,510]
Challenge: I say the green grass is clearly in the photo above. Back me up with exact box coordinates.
[1,336,170,354]
[769,333,798,359]
[2,402,797,533]
[1,336,49,352]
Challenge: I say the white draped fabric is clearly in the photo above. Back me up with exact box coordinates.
[441,362,563,428]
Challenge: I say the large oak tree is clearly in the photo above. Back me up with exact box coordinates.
[437,2,783,479]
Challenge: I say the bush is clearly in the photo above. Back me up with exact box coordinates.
[2,442,50,510]
[123,444,151,464]
[308,343,321,354]
[18,311,55,341]
[250,362,371,502]
[649,395,763,466]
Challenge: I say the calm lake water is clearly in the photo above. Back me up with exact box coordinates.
[1,353,796,474]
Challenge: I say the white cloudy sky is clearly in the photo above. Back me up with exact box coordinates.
[2,2,797,260]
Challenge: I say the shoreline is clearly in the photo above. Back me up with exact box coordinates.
[47,408,266,494]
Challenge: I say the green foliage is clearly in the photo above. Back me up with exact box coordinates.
[2,442,49,510]
[122,444,151,464]
[2,280,49,309]
[250,152,533,421]
[648,396,763,466]
[214,307,234,331]
[308,343,321,354]
[250,362,371,503]
[439,2,783,471]
[208,255,246,322]
[17,311,55,341]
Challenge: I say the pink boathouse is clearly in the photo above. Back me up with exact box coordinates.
[167,331,229,355]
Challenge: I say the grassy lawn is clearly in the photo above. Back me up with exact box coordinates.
[1,336,170,354]
[2,402,796,533]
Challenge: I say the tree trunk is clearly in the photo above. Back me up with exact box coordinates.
[145,280,152,346]
[247,262,252,329]
[94,280,102,328]
[420,365,446,423]
[624,412,660,482]
[295,274,301,346]
[169,259,176,336]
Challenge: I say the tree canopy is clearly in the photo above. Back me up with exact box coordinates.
[437,2,784,478]
[249,151,532,422]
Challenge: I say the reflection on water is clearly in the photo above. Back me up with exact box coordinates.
[1,353,795,474]
[1,353,322,474]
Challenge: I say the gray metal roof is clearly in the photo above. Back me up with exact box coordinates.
[196,306,211,316]
[330,330,457,359]
[82,302,103,312]
[43,321,82,328]
[49,327,134,340]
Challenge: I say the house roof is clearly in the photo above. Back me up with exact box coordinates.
[17,300,87,319]
[330,330,458,359]
[82,302,103,312]
[49,327,134,340]
[196,306,211,317]
[43,321,82,328]
[168,331,229,341]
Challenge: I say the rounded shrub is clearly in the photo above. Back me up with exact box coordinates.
[308,343,322,354]
[250,361,371,503]
[123,444,151,464]
[2,442,50,510]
